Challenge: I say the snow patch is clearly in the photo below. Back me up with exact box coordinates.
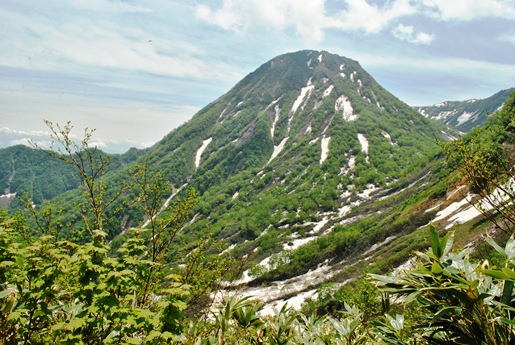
[311,217,329,234]
[309,137,319,145]
[318,54,323,63]
[339,205,351,217]
[270,105,281,139]
[340,155,356,176]
[362,236,396,256]
[268,137,289,164]
[335,95,358,122]
[322,85,334,98]
[433,193,474,222]
[221,243,236,255]
[456,111,475,126]
[260,289,318,316]
[141,184,186,228]
[446,205,482,229]
[0,192,16,199]
[382,131,395,146]
[320,136,331,164]
[284,237,317,250]
[358,183,377,199]
[218,105,228,119]
[195,137,212,169]
[357,133,369,163]
[291,80,314,114]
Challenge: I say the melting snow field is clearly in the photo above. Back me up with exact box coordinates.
[218,261,334,316]
[335,95,358,122]
[320,136,331,164]
[195,137,212,169]
[357,133,368,154]
[291,81,314,114]
[456,111,475,126]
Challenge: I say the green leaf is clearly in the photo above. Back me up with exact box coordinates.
[486,237,506,257]
[483,269,509,280]
[441,231,454,257]
[499,317,515,326]
[502,280,514,306]
[429,224,441,259]
[501,267,515,280]
[432,262,443,275]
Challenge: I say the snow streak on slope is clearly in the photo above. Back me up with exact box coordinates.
[335,95,358,122]
[323,85,334,98]
[320,136,331,164]
[382,131,395,146]
[291,79,314,115]
[270,105,281,138]
[195,137,212,169]
[357,133,369,163]
[456,112,475,126]
[268,137,289,164]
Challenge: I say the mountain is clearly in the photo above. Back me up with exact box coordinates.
[0,50,498,313]
[127,50,456,308]
[0,144,144,209]
[414,88,514,132]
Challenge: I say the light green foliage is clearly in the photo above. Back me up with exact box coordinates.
[372,224,515,344]
[0,219,190,343]
[0,123,230,343]
[186,297,373,345]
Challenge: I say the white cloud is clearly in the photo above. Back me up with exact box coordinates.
[392,24,434,44]
[195,0,328,42]
[195,0,418,42]
[332,0,417,34]
[421,0,515,21]
[0,127,53,138]
[195,0,515,42]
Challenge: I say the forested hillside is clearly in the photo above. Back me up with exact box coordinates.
[0,142,144,210]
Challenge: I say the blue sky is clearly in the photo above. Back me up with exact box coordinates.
[1,0,515,153]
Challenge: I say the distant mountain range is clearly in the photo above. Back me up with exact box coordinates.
[414,88,514,132]
[0,50,513,313]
